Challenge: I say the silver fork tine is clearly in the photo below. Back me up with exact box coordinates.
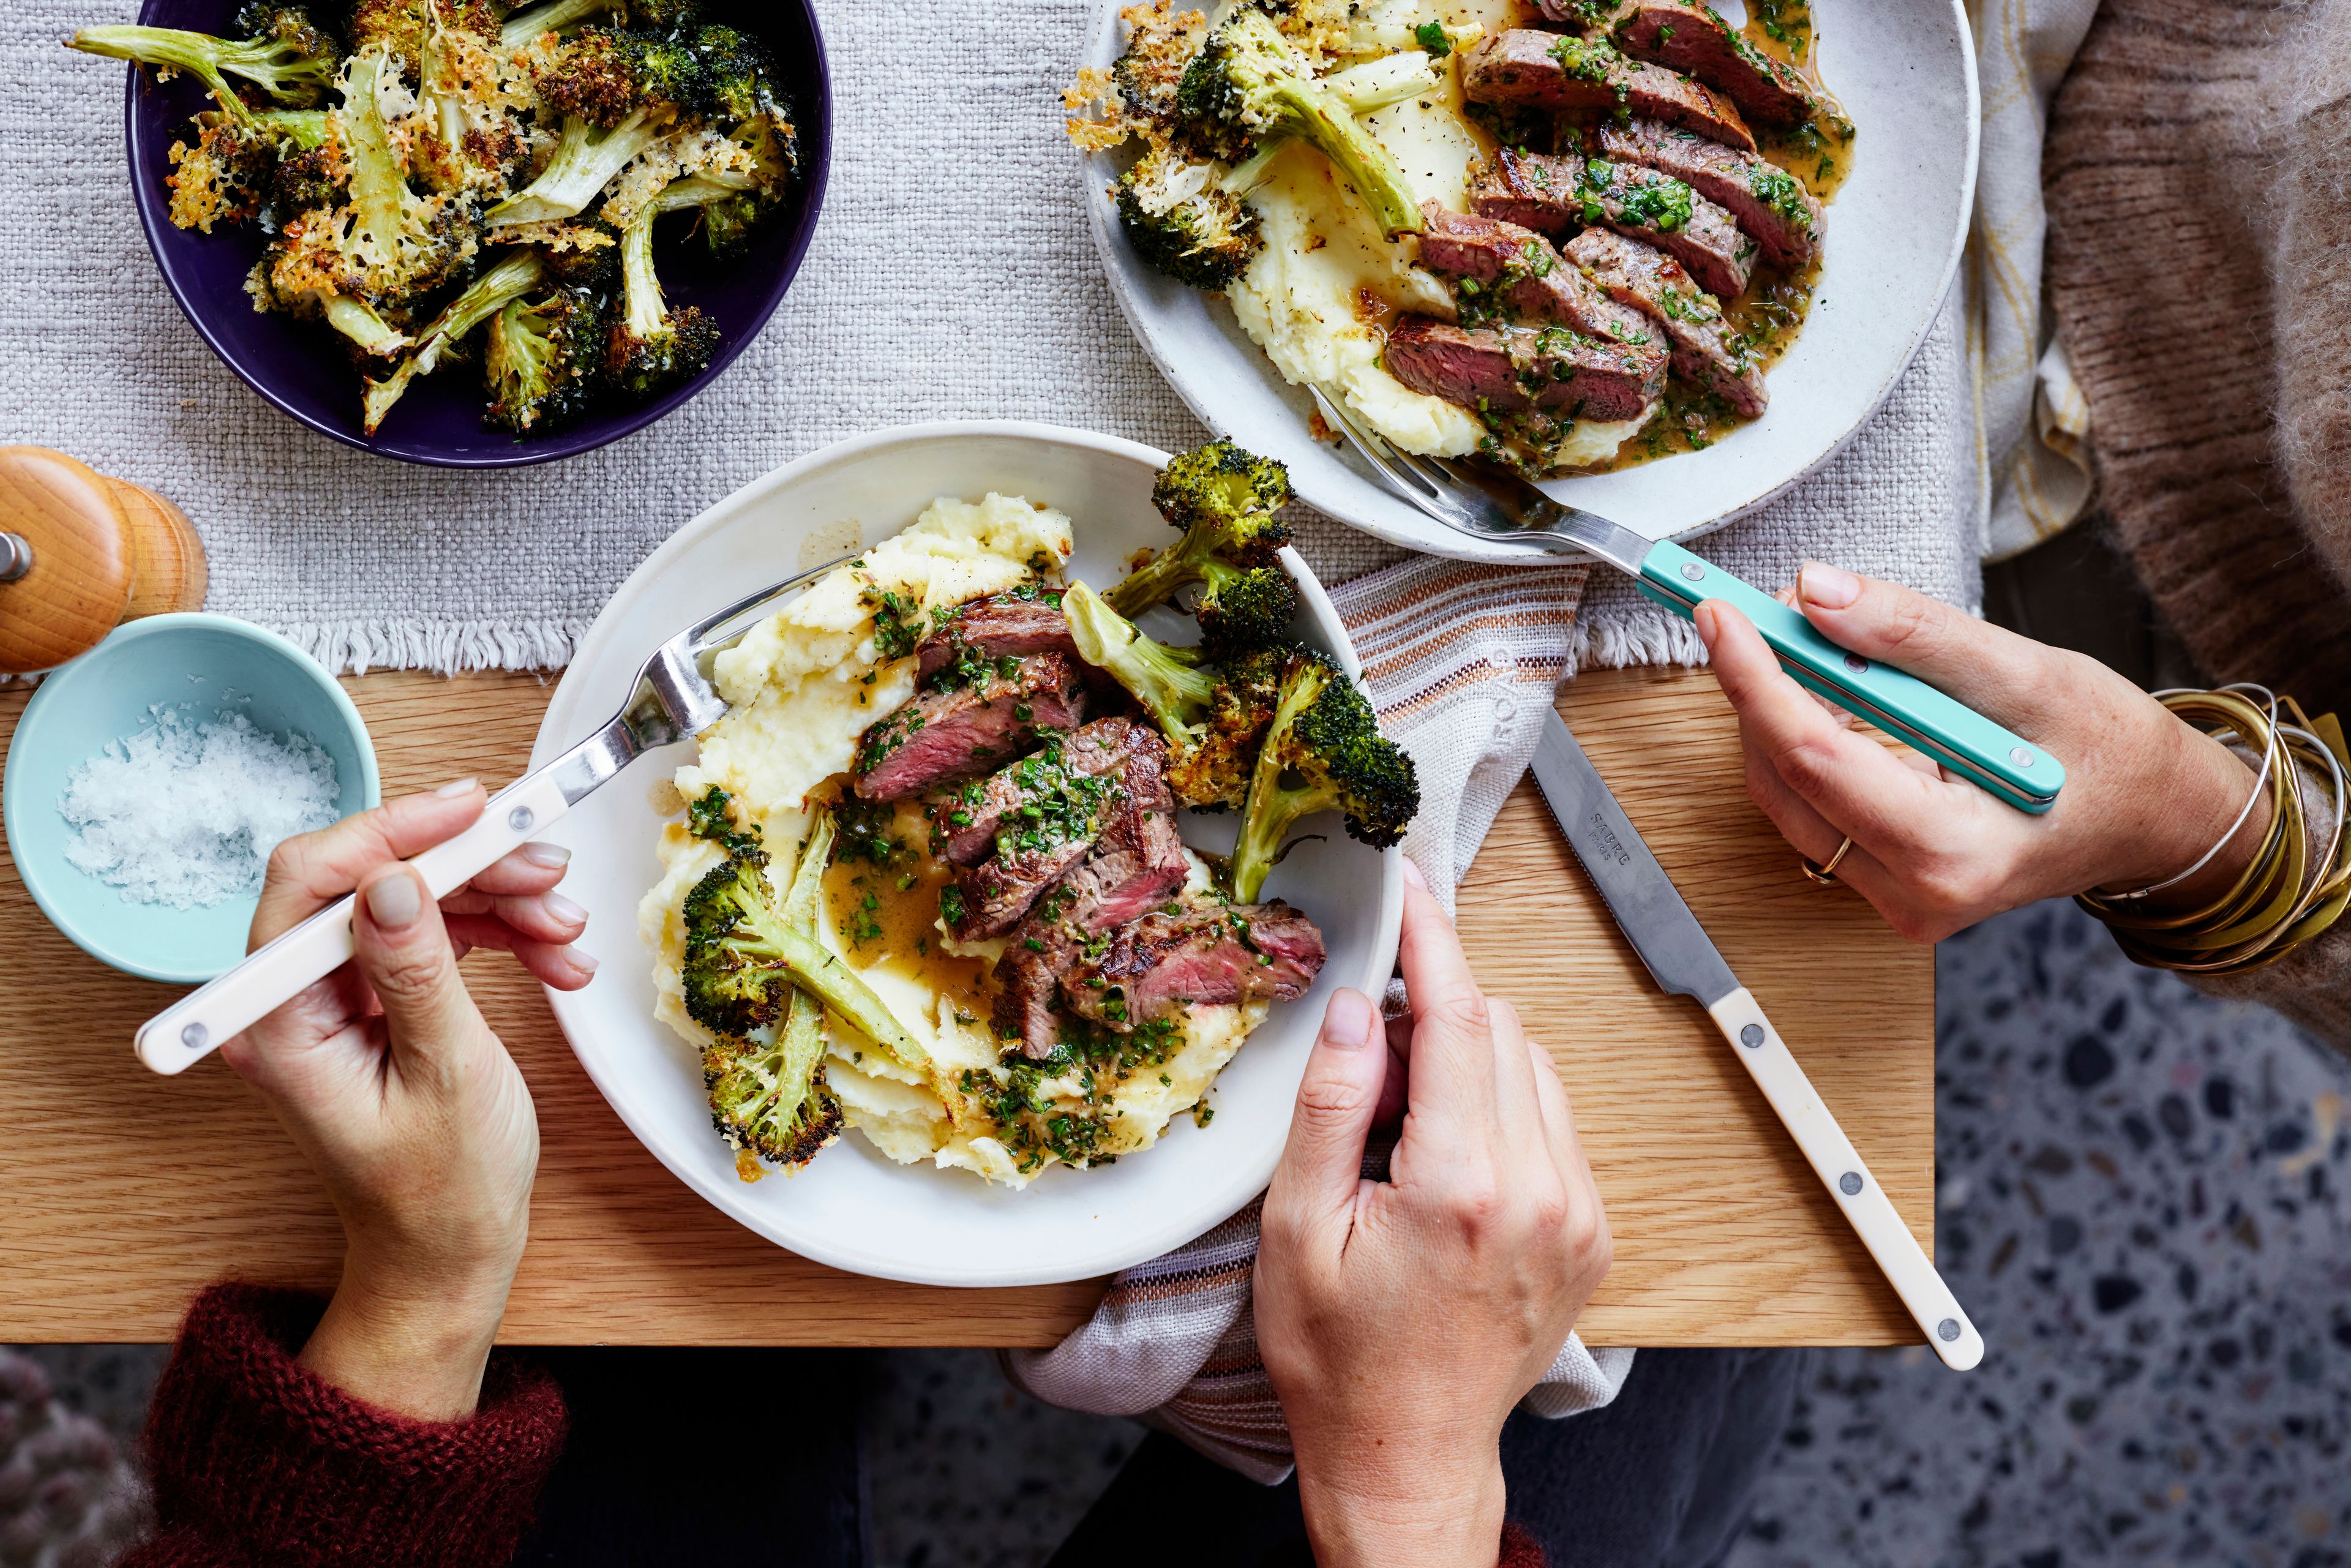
[1309,385,1435,501]
[1311,385,1522,543]
[688,555,857,652]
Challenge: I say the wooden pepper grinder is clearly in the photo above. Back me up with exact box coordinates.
[0,446,208,676]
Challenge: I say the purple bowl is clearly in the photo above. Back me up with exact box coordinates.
[122,0,830,467]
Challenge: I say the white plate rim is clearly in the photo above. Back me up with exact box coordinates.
[531,419,1406,1287]
[1077,0,1982,563]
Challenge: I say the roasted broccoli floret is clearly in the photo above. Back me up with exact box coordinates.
[1193,558,1299,661]
[1063,582,1218,747]
[1168,642,1286,811]
[411,4,525,197]
[345,0,497,69]
[486,28,706,227]
[361,247,546,432]
[254,43,476,315]
[1109,439,1293,620]
[1172,7,1423,237]
[1115,144,1262,291]
[681,817,925,1067]
[1111,1,1210,133]
[499,0,703,51]
[602,204,720,397]
[1228,649,1419,902]
[704,987,842,1169]
[486,285,606,433]
[69,6,342,118]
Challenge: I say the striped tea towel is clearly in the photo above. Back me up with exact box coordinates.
[1967,0,2099,560]
[1003,556,1638,1484]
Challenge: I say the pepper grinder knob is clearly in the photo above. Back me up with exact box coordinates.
[0,447,208,675]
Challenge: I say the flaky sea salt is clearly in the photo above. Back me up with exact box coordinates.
[59,704,342,909]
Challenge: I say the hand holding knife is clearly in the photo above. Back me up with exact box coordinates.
[1530,710,1982,1371]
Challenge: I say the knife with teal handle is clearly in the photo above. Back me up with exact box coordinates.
[1303,383,2067,813]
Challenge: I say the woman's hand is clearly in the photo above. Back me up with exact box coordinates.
[1256,863,1611,1568]
[1699,564,2265,943]
[219,781,598,1421]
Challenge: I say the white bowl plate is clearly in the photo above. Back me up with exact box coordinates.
[1082,0,1979,561]
[533,423,1404,1287]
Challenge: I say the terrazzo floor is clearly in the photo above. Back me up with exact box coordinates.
[13,900,2348,1567]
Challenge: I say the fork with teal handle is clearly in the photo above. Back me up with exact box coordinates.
[1308,388,2066,814]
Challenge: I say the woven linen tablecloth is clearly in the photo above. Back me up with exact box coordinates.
[0,0,1978,671]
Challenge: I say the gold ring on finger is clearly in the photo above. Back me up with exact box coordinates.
[1801,835,1856,886]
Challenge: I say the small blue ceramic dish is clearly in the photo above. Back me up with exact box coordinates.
[2,615,381,983]
[118,0,831,468]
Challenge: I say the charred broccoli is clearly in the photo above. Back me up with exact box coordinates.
[500,0,703,51]
[345,0,497,67]
[681,811,926,1067]
[1109,440,1294,625]
[69,6,341,119]
[1063,582,1282,811]
[361,248,546,432]
[688,793,844,1170]
[1063,582,1218,744]
[704,986,841,1169]
[1114,144,1262,291]
[486,285,606,433]
[1228,650,1419,902]
[1172,8,1423,238]
[603,203,721,396]
[487,28,706,227]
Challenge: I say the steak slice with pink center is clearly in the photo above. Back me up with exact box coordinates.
[1594,118,1820,267]
[1383,315,1663,422]
[853,651,1086,802]
[1415,204,1670,378]
[1563,228,1766,417]
[1060,902,1327,1030]
[1609,1,1821,129]
[1461,30,1755,152]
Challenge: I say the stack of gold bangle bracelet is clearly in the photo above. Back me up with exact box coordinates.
[2079,685,2351,973]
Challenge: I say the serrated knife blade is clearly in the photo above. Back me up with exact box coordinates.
[1529,708,1984,1372]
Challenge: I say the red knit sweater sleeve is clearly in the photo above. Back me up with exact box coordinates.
[121,1285,566,1568]
[1500,1521,1548,1568]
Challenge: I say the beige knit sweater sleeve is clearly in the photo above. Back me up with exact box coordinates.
[2046,0,2351,1052]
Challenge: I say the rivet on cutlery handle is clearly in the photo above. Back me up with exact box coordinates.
[1706,986,1983,1371]
[133,771,576,1076]
[1633,541,2064,815]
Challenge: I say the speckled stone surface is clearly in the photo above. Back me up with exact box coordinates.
[863,1348,1142,1568]
[1725,899,2351,1568]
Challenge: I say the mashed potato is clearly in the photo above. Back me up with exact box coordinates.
[639,495,1269,1188]
[1222,0,1657,470]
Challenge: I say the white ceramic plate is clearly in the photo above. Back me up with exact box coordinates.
[1081,0,1979,561]
[531,422,1405,1287]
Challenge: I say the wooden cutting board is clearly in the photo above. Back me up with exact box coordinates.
[0,666,1930,1346]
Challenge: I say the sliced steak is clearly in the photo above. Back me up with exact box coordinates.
[1415,204,1670,376]
[1564,229,1766,417]
[913,590,1078,685]
[1537,0,1630,31]
[1061,902,1328,1030]
[933,717,1148,866]
[1468,148,1586,236]
[1383,315,1663,422]
[853,652,1086,802]
[1461,31,1755,152]
[1594,118,1820,266]
[989,745,1190,1057]
[1609,1,1819,129]
[945,726,1160,940]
